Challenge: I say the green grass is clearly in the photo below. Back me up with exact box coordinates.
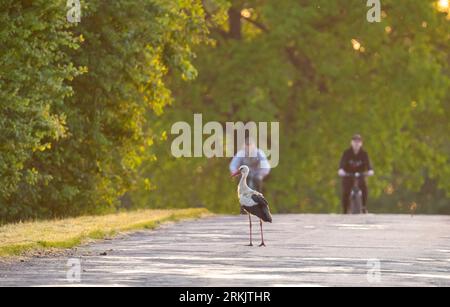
[0,208,211,257]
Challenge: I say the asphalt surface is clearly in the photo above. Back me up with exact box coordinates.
[0,214,449,287]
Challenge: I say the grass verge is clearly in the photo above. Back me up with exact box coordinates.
[0,208,211,258]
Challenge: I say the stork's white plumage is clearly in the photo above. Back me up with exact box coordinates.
[232,165,272,246]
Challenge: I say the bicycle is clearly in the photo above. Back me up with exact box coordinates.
[343,172,368,214]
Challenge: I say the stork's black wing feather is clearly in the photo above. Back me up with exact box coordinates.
[249,194,272,223]
[251,194,269,207]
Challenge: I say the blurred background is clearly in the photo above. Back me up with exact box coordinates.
[0,0,449,223]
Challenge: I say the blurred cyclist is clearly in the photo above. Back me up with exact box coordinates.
[338,134,374,214]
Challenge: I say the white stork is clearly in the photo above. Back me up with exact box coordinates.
[231,165,272,246]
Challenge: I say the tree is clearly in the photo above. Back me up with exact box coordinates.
[0,0,81,219]
[1,0,218,221]
[136,0,450,214]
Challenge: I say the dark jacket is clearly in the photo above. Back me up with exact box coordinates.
[339,148,373,174]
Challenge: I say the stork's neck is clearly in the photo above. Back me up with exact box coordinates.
[238,172,251,193]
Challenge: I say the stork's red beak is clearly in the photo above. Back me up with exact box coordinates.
[231,171,240,178]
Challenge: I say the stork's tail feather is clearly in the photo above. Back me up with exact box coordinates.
[262,205,272,223]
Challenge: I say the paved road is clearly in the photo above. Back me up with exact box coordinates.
[1,214,449,287]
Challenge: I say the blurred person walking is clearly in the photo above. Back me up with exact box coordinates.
[230,136,271,193]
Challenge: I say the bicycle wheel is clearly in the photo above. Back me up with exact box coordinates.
[350,191,363,214]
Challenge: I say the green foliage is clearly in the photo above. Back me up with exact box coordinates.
[0,0,214,222]
[1,1,448,221]
[135,0,450,214]
[0,0,82,219]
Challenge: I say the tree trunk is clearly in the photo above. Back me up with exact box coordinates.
[228,8,241,39]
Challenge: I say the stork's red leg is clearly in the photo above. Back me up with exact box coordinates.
[259,220,266,247]
[247,214,253,246]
